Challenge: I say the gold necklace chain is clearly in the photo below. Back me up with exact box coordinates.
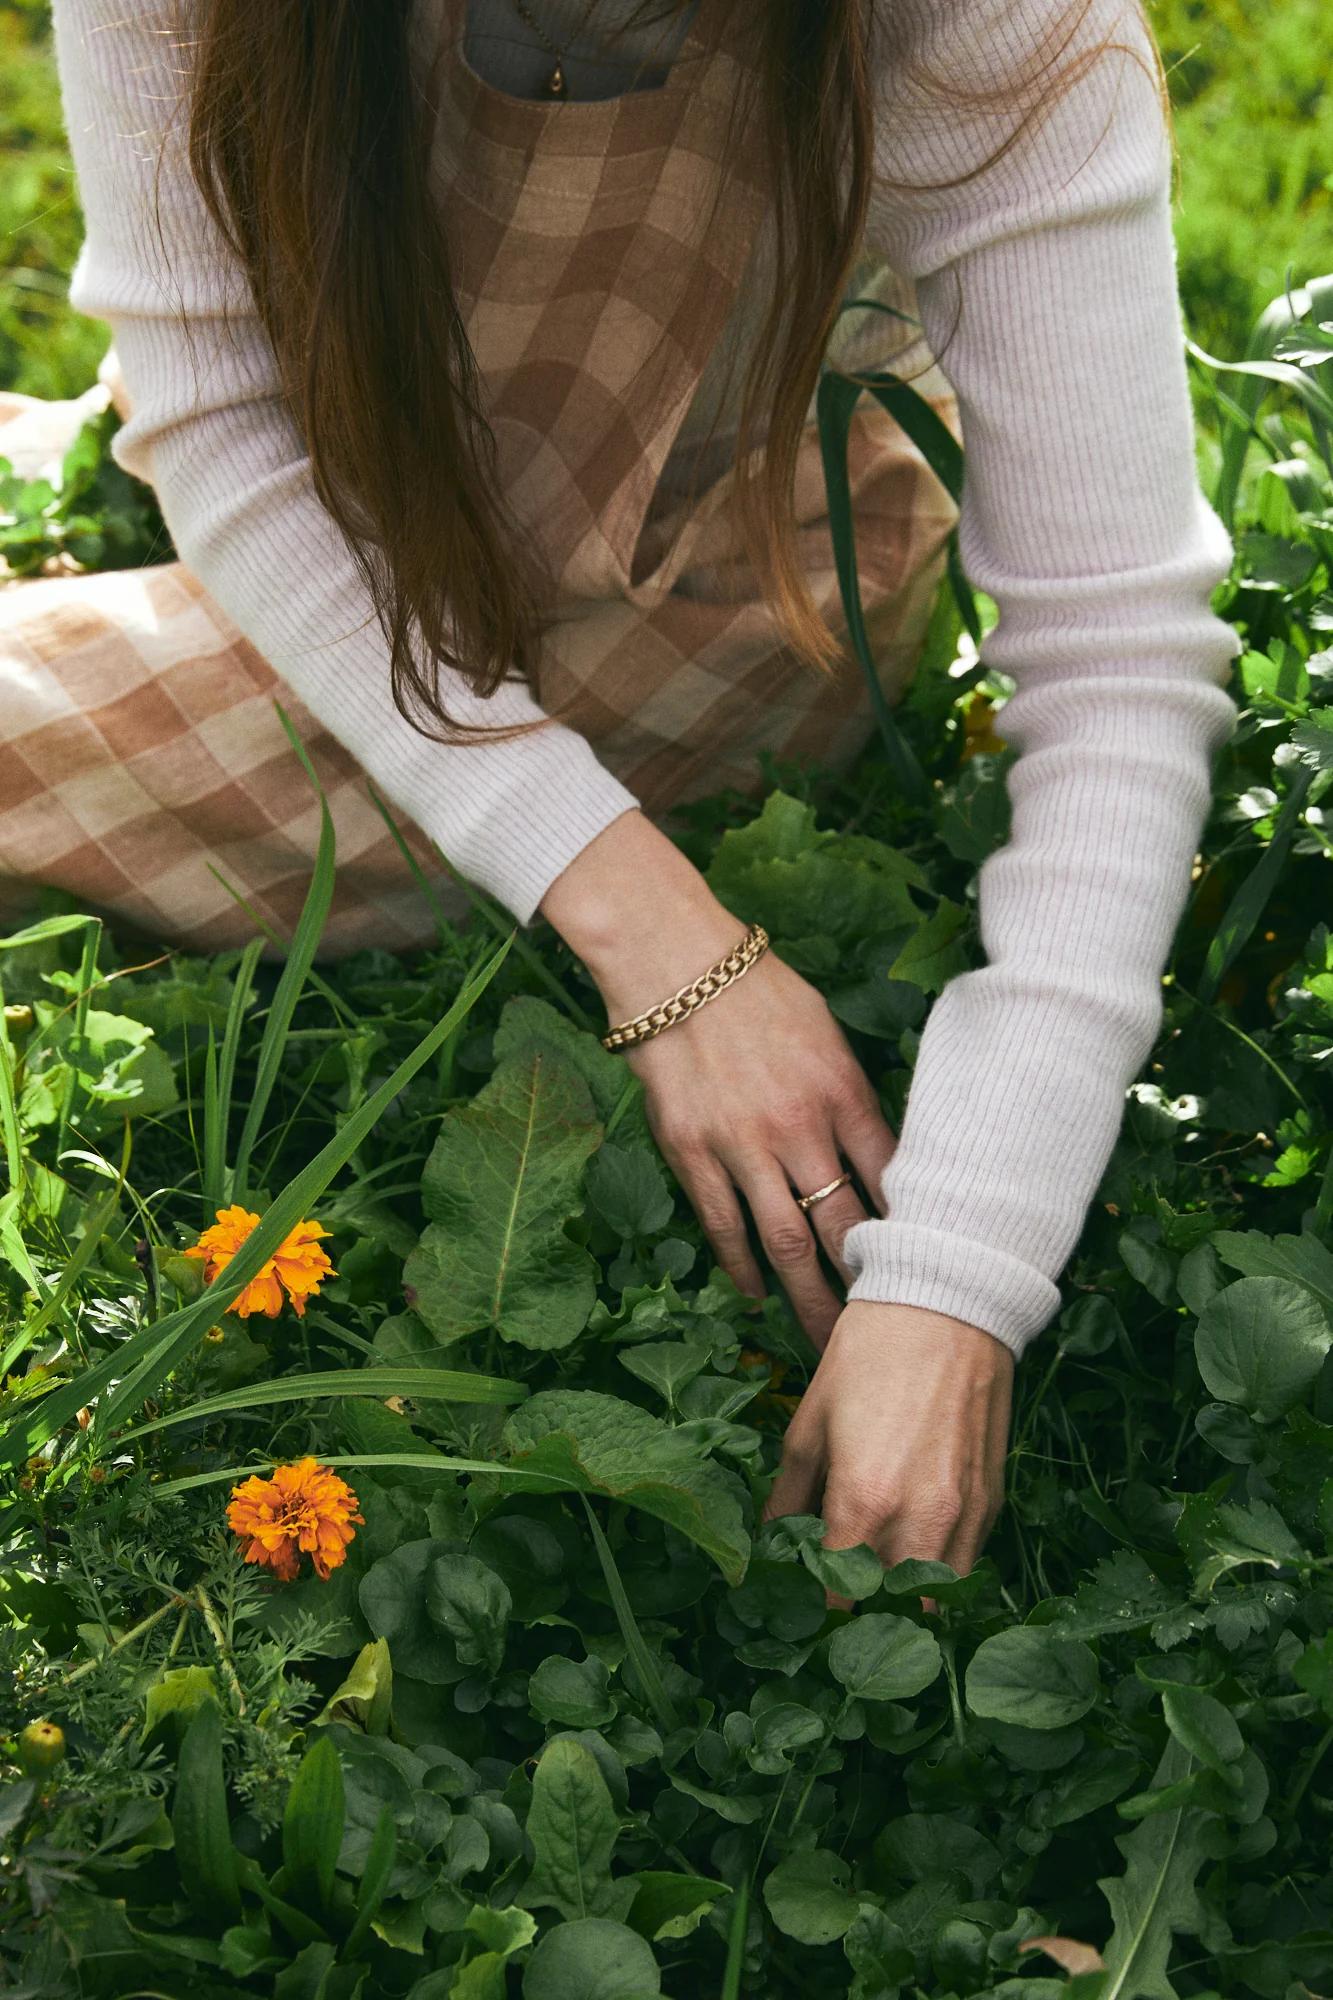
[506,0,608,98]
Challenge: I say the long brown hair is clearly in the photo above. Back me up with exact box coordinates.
[161,0,1166,746]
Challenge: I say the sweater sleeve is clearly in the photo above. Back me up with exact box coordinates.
[47,0,640,926]
[840,0,1242,1357]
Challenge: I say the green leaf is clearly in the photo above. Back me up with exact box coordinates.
[762,1850,860,1946]
[705,791,925,960]
[522,1916,662,1999]
[172,1699,242,1927]
[827,1613,943,1702]
[281,1735,344,1921]
[313,1638,393,1735]
[521,1736,632,1923]
[404,1048,602,1350]
[426,1553,512,1675]
[1160,1685,1244,1777]
[1097,1735,1214,2000]
[887,899,970,994]
[626,1872,729,1943]
[502,1390,750,1584]
[343,1805,397,1960]
[587,1143,674,1238]
[965,1628,1100,1729]
[1194,1276,1332,1421]
[1211,1228,1333,1313]
[359,1539,470,1686]
[528,1656,617,1729]
[140,1665,219,1750]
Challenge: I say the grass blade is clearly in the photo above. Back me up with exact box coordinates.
[581,1494,682,1734]
[230,706,336,1199]
[150,1451,567,1498]
[118,1366,529,1442]
[816,368,930,806]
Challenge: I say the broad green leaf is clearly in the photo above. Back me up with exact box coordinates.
[762,1849,860,1945]
[705,790,925,959]
[172,1699,242,1926]
[874,1813,1002,1896]
[426,1553,512,1675]
[502,1390,750,1584]
[587,1143,674,1238]
[492,993,649,1143]
[1161,1685,1244,1776]
[359,1539,470,1686]
[828,1613,943,1702]
[521,1736,631,1923]
[140,1665,219,1749]
[522,1916,661,1999]
[626,1871,729,1943]
[1211,1228,1333,1313]
[1097,1735,1214,2000]
[528,1656,617,1729]
[965,1627,1099,1729]
[617,1339,712,1409]
[404,1049,602,1350]
[1194,1276,1332,1421]
[281,1735,344,1920]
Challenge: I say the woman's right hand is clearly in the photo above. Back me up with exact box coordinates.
[540,809,898,1349]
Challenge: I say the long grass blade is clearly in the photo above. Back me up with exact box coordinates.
[817,368,930,806]
[151,1451,565,1498]
[208,936,264,1212]
[119,1367,529,1442]
[581,1494,682,1734]
[229,707,336,1198]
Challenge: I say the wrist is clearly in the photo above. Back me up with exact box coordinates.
[539,809,749,1013]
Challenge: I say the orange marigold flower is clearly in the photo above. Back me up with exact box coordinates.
[184,1204,335,1318]
[226,1457,364,1582]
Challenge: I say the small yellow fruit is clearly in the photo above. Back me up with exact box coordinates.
[17,1720,66,1776]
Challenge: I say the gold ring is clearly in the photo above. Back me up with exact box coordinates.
[795,1171,853,1212]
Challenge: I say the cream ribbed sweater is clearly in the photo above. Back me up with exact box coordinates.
[48,0,1241,1359]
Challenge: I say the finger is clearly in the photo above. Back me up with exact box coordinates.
[761,1419,825,1526]
[781,1153,868,1287]
[729,1155,844,1352]
[672,1147,767,1304]
[831,1078,898,1217]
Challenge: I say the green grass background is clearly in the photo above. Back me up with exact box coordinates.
[1,0,1329,402]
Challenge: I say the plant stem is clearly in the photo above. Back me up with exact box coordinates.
[61,1595,182,1686]
[195,1584,246,1714]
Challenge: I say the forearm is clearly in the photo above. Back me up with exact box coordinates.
[539,808,751,1016]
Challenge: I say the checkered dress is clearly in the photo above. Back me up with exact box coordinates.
[0,0,960,958]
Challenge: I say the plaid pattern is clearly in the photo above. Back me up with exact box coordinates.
[0,0,960,959]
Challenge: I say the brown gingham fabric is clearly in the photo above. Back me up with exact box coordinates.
[0,0,961,960]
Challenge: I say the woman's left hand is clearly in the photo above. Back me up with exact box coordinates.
[762,1300,1014,1608]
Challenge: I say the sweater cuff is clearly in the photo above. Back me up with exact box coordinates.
[419,725,642,929]
[842,1218,1063,1361]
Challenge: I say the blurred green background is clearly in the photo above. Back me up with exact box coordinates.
[1,0,1330,399]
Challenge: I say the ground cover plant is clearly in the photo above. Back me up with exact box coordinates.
[0,262,1331,1995]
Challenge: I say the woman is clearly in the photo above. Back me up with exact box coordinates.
[17,0,1239,1580]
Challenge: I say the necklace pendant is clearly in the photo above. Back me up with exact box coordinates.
[546,59,568,98]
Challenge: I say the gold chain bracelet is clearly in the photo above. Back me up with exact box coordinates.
[600,923,770,1052]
